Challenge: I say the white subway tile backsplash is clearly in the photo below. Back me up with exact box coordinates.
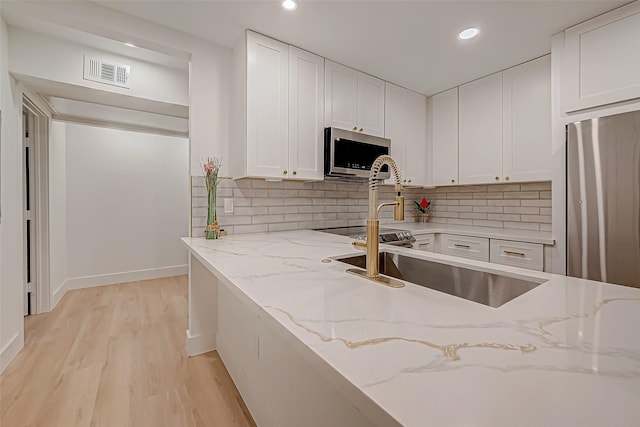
[191,178,552,236]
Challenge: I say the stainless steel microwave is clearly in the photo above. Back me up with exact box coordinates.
[324,127,391,180]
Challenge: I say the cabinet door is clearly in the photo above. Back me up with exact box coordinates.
[357,73,385,137]
[459,73,503,184]
[325,60,357,131]
[246,32,289,178]
[404,90,427,186]
[503,56,551,182]
[289,47,325,180]
[563,2,640,112]
[431,88,459,186]
[384,82,407,182]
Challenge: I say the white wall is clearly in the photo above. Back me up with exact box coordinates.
[1,1,231,174]
[49,121,67,304]
[0,16,25,373]
[8,26,189,108]
[61,123,189,290]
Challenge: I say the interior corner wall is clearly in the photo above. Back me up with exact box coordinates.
[0,16,25,374]
[49,121,67,304]
[62,123,189,290]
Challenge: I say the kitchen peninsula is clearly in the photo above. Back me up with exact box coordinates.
[182,230,640,427]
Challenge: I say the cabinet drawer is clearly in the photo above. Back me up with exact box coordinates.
[413,234,435,252]
[440,234,489,261]
[490,239,543,271]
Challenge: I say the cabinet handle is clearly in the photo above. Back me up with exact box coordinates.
[495,176,499,180]
[451,179,455,183]
[359,128,363,132]
[352,126,357,131]
[505,176,510,181]
[419,242,430,247]
[504,250,525,257]
[454,244,471,249]
[293,171,297,175]
[283,170,288,175]
[403,179,407,183]
[408,179,412,183]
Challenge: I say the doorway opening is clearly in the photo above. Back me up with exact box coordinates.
[22,97,50,315]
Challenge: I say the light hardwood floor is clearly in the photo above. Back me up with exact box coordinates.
[0,276,256,427]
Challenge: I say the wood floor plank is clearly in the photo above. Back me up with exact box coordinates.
[0,276,256,427]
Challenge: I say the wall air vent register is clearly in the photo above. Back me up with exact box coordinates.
[83,55,130,88]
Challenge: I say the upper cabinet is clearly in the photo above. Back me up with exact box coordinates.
[431,88,459,186]
[232,31,325,180]
[288,46,325,180]
[456,56,551,185]
[384,82,428,186]
[245,32,290,179]
[563,2,640,112]
[325,60,385,137]
[503,55,551,182]
[459,73,504,185]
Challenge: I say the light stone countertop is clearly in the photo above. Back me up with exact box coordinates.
[182,230,639,427]
[388,222,555,245]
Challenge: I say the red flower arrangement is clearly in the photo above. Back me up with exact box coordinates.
[414,197,432,213]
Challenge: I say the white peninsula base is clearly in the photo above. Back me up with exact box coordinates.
[186,253,388,427]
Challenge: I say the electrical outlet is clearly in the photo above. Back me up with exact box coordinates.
[224,198,233,214]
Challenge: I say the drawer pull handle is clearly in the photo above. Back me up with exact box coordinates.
[454,244,471,249]
[419,242,430,247]
[504,250,525,257]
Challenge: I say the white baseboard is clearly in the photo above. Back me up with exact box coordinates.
[186,329,216,356]
[51,265,188,310]
[0,333,23,374]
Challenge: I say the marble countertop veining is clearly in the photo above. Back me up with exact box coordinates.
[182,230,639,427]
[390,222,555,245]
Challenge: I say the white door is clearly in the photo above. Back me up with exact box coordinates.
[431,88,459,186]
[384,82,407,183]
[404,90,427,186]
[23,108,36,316]
[288,46,325,180]
[356,72,385,137]
[246,31,289,178]
[324,60,357,131]
[459,73,503,184]
[502,55,551,182]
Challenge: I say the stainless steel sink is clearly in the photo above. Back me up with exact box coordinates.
[335,252,547,308]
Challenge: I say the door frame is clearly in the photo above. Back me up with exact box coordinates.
[23,96,50,314]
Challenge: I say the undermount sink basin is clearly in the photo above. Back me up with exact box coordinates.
[335,252,547,308]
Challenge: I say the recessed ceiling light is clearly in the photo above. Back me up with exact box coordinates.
[281,0,298,11]
[458,28,479,40]
[124,42,136,48]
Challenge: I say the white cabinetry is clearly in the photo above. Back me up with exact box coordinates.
[413,234,436,252]
[288,46,325,180]
[384,82,427,186]
[459,73,503,185]
[440,234,490,262]
[490,239,543,271]
[563,2,640,112]
[233,31,324,180]
[431,88,459,186]
[325,60,385,137]
[245,32,289,179]
[457,56,551,185]
[502,56,551,182]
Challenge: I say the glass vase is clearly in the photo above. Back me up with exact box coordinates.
[205,183,219,239]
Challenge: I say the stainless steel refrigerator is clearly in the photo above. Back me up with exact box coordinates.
[567,110,640,287]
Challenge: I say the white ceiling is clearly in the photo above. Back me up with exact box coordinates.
[96,0,629,96]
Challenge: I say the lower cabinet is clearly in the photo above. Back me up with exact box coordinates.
[489,239,543,271]
[413,234,435,252]
[412,233,544,271]
[439,234,490,262]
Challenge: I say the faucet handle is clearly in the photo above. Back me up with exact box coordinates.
[352,240,367,251]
